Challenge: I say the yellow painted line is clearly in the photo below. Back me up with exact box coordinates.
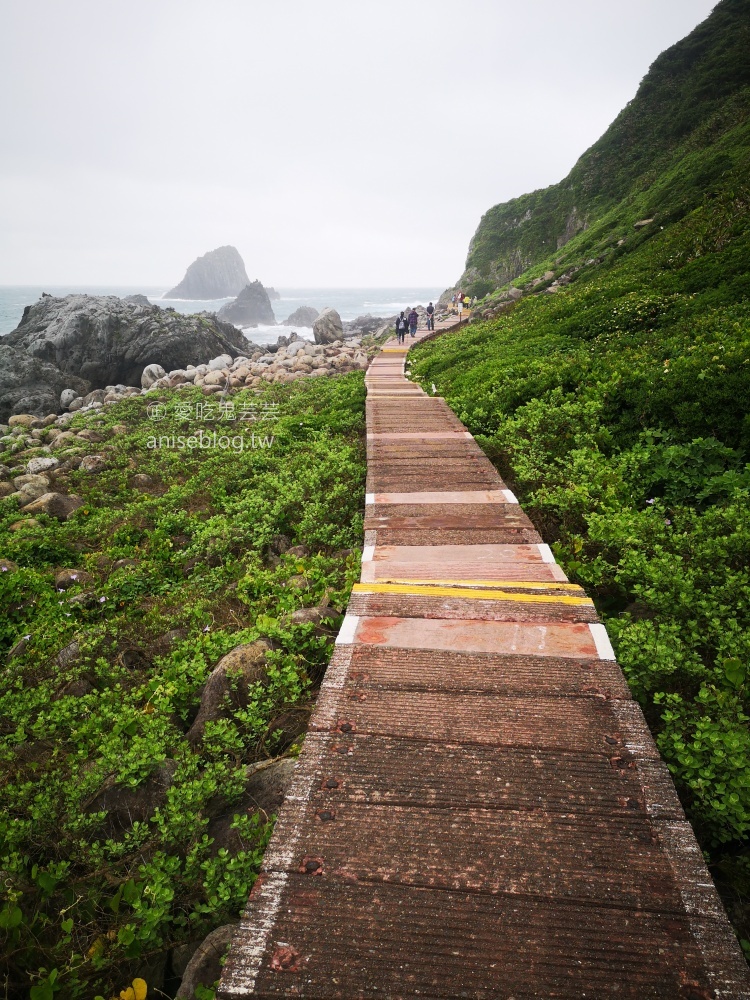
[352,582,593,606]
[378,577,583,592]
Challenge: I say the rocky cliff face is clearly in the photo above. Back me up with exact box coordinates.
[2,294,248,391]
[165,246,250,299]
[0,344,90,422]
[217,281,276,327]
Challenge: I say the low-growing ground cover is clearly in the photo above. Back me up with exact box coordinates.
[0,374,366,999]
[410,184,750,947]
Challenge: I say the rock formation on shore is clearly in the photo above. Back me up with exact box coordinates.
[313,307,344,344]
[217,281,276,327]
[0,345,90,424]
[0,294,247,417]
[284,305,319,326]
[165,246,250,299]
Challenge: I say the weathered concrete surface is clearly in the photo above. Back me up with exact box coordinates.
[219,320,750,998]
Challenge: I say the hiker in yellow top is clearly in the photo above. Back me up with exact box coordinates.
[463,293,471,316]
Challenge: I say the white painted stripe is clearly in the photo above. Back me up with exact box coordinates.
[502,489,519,503]
[229,871,289,993]
[365,493,375,504]
[590,623,616,660]
[335,614,360,645]
[362,544,375,562]
[538,543,555,563]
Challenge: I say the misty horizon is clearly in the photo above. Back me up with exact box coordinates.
[1,1,718,286]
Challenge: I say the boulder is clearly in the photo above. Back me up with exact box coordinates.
[55,568,94,590]
[26,456,58,475]
[141,364,167,388]
[123,294,151,306]
[313,307,344,345]
[289,605,343,636]
[217,281,276,327]
[2,294,247,390]
[186,641,272,747]
[208,354,233,371]
[285,305,319,326]
[343,314,391,338]
[79,455,106,473]
[60,389,80,408]
[175,924,237,1000]
[0,345,90,423]
[21,492,84,520]
[165,246,250,299]
[88,760,178,832]
[206,758,297,854]
[507,287,523,301]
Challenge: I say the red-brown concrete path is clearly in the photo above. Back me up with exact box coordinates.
[220,321,750,998]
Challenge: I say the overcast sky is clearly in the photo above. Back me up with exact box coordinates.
[0,0,718,288]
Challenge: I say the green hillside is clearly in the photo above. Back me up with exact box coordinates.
[460,0,750,296]
[414,0,750,951]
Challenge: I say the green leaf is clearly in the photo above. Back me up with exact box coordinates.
[0,905,22,930]
[30,984,53,1000]
[723,657,745,689]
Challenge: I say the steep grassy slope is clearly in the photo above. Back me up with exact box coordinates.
[414,0,750,951]
[0,376,366,999]
[461,0,750,294]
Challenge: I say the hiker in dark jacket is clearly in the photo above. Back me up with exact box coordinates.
[408,308,419,337]
[396,311,407,344]
[426,301,435,330]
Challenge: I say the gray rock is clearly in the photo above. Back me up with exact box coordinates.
[176,924,237,999]
[0,344,89,423]
[165,246,250,299]
[207,354,233,371]
[507,287,523,301]
[88,760,178,832]
[343,313,391,338]
[206,758,297,854]
[187,641,271,747]
[60,389,80,408]
[21,492,83,520]
[141,363,167,388]
[313,307,344,345]
[2,294,247,391]
[286,341,307,357]
[56,640,81,668]
[123,294,151,306]
[79,454,106,473]
[26,456,58,475]
[55,568,93,590]
[285,305,319,326]
[218,281,276,327]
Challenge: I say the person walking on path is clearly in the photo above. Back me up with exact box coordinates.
[457,296,463,321]
[463,293,471,315]
[408,307,419,338]
[426,301,435,330]
[396,311,407,344]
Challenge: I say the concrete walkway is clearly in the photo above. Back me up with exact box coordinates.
[220,321,750,998]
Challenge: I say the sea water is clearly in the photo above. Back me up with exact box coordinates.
[0,285,445,342]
